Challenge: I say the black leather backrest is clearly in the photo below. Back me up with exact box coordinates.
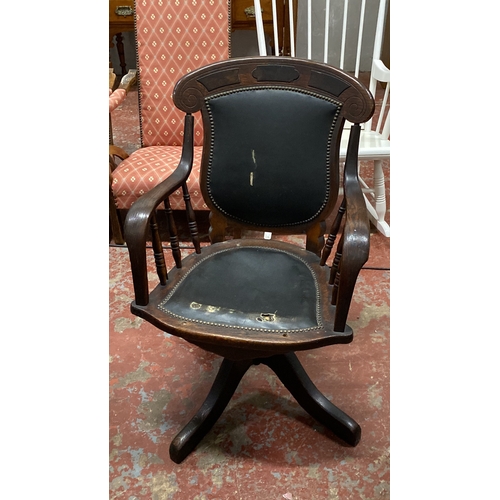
[205,87,341,227]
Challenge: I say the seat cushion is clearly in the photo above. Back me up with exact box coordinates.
[159,245,321,332]
[111,145,207,210]
[131,239,354,354]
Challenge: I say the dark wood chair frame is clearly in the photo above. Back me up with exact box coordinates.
[124,56,375,463]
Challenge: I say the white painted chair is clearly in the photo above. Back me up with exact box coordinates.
[253,0,390,237]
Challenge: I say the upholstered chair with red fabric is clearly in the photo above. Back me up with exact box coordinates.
[110,0,230,242]
[109,83,128,245]
[109,69,137,244]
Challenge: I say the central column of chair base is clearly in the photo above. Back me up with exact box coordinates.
[169,352,361,464]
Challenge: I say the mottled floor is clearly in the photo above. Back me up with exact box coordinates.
[109,83,390,500]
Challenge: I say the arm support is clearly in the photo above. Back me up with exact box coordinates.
[333,124,371,332]
[124,114,195,306]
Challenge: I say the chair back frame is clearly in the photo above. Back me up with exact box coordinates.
[173,56,374,239]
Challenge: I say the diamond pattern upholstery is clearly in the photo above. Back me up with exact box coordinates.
[111,0,229,211]
[109,88,127,113]
[112,145,207,210]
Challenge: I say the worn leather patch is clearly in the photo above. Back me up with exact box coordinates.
[159,246,321,331]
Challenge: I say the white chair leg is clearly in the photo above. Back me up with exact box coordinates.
[364,160,391,237]
[364,193,390,237]
[343,160,390,237]
[373,160,387,222]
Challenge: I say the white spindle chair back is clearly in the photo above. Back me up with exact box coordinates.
[253,0,390,237]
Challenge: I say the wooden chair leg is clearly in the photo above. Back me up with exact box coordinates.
[169,358,252,464]
[261,352,361,446]
[170,351,360,463]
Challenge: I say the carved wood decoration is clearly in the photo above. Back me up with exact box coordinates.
[174,57,374,123]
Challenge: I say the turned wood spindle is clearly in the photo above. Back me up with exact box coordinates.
[329,232,344,284]
[320,198,346,266]
[150,212,168,285]
[181,183,201,254]
[331,266,342,305]
[163,197,182,268]
[330,232,345,304]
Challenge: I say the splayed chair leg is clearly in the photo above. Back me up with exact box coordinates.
[261,352,361,446]
[170,351,359,463]
[169,358,252,463]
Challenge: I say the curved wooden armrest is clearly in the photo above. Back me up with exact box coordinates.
[333,124,370,332]
[109,146,130,182]
[109,145,129,162]
[118,69,137,92]
[125,115,195,306]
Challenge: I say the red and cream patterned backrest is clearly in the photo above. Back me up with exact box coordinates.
[135,0,230,148]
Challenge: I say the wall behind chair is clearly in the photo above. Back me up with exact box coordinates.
[109,0,389,76]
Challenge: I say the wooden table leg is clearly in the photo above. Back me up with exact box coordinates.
[114,32,127,76]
